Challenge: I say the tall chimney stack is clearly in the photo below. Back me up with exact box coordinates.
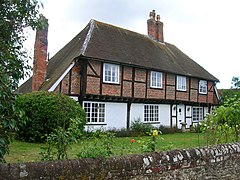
[147,10,164,42]
[32,16,48,91]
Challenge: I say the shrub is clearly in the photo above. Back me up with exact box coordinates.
[107,128,132,137]
[15,91,86,142]
[158,125,180,134]
[40,117,83,161]
[77,130,115,158]
[130,118,153,136]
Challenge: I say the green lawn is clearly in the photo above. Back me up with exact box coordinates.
[5,132,206,164]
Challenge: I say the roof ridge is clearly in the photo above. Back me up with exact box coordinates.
[80,19,95,55]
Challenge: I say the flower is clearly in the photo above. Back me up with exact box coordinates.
[131,139,135,143]
[152,130,158,136]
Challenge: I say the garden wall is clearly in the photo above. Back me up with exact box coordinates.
[1,143,240,179]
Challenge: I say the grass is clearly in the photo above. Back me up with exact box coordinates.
[5,132,206,164]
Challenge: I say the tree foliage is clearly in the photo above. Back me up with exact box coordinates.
[201,95,240,144]
[15,91,86,142]
[0,0,43,162]
[231,76,240,89]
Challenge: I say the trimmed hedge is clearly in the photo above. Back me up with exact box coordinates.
[15,91,85,142]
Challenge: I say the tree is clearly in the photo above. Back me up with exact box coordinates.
[231,76,240,89]
[201,96,240,144]
[0,0,43,162]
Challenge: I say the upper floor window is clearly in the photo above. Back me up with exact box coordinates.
[103,63,119,84]
[177,75,186,91]
[144,105,159,122]
[150,71,162,88]
[199,80,207,94]
[83,102,105,124]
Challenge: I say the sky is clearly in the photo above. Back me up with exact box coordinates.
[23,0,240,89]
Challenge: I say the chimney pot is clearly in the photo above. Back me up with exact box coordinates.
[147,11,164,42]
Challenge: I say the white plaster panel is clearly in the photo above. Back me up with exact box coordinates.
[105,102,127,130]
[130,103,144,125]
[159,104,170,126]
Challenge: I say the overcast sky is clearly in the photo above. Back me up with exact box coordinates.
[24,0,240,88]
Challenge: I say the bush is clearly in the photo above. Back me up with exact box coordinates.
[130,118,153,136]
[15,91,86,142]
[107,128,132,137]
[77,130,115,158]
[158,125,180,134]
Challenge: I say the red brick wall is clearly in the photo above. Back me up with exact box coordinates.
[135,68,146,82]
[87,60,101,76]
[123,66,132,81]
[86,60,101,95]
[134,82,146,98]
[71,65,80,94]
[61,73,69,94]
[77,59,219,104]
[122,81,132,97]
[190,90,198,102]
[102,84,121,96]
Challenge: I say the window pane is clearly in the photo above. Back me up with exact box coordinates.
[103,63,119,83]
[199,80,207,94]
[177,76,186,91]
[192,107,203,122]
[84,102,105,123]
[151,71,162,88]
[144,105,159,122]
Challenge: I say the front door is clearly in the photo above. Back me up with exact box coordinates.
[177,105,185,129]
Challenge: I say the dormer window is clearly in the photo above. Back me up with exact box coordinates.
[103,63,119,84]
[150,71,162,88]
[199,80,207,94]
[177,75,186,91]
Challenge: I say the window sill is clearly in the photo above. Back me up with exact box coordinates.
[103,82,120,86]
[150,86,163,90]
[86,123,107,126]
[176,89,187,92]
[199,92,207,95]
[143,121,160,124]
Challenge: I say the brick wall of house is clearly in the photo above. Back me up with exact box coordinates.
[71,65,81,94]
[61,73,69,94]
[55,59,218,104]
[2,143,239,179]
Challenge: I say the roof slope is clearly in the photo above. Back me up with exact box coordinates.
[83,20,218,81]
[18,19,218,93]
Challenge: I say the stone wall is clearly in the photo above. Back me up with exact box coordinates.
[1,143,240,179]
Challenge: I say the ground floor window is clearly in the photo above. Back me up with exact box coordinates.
[83,102,105,123]
[192,107,203,122]
[144,105,159,122]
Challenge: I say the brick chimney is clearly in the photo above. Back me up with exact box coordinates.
[32,16,48,91]
[147,10,164,42]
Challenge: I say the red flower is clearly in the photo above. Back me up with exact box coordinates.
[131,139,135,143]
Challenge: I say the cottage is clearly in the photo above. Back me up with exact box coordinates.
[18,10,219,130]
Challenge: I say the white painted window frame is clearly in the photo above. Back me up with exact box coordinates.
[192,107,203,122]
[150,71,162,88]
[199,80,207,94]
[144,104,160,122]
[177,75,187,91]
[83,102,106,124]
[103,63,119,84]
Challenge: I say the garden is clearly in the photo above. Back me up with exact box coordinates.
[1,91,240,163]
